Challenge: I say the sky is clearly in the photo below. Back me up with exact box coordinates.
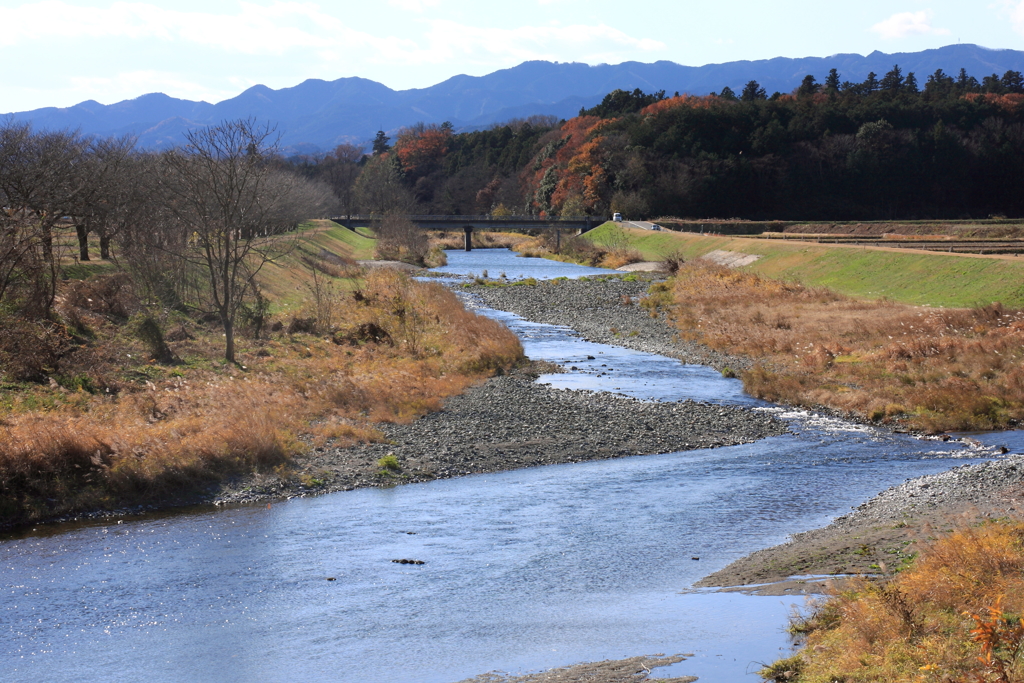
[2,0,1024,113]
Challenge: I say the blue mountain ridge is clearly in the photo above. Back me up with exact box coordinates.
[8,44,1024,153]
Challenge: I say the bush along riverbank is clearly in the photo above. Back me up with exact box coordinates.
[758,519,1024,683]
[0,269,523,528]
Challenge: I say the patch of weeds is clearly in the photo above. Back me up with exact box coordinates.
[894,551,918,572]
[300,472,328,487]
[721,367,737,378]
[378,453,401,475]
[853,543,872,556]
[56,374,99,394]
[758,654,804,682]
[511,278,538,287]
[622,273,639,282]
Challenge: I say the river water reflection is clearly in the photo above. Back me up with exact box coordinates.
[1,249,1017,683]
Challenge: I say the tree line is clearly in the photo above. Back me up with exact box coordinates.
[4,61,1023,367]
[291,63,1024,222]
[0,118,333,364]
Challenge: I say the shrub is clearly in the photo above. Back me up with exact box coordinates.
[377,453,401,473]
[763,522,1024,682]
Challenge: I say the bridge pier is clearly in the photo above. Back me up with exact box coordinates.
[463,226,473,251]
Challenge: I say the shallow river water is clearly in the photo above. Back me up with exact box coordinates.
[2,249,1019,683]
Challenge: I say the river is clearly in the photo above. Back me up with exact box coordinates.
[1,249,1017,683]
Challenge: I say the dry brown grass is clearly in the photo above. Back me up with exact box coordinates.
[656,260,1024,431]
[765,521,1024,683]
[0,269,523,524]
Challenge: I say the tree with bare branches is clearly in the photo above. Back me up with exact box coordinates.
[160,119,330,362]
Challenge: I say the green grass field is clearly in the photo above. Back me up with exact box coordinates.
[582,222,1024,308]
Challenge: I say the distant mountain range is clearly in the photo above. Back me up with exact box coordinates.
[7,44,1024,154]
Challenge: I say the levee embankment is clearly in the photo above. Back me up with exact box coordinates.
[580,223,1024,308]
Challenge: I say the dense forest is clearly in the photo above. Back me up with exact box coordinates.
[293,64,1024,221]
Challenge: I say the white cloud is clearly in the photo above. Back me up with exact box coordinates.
[997,1,1024,36]
[411,21,665,66]
[0,1,414,55]
[387,0,439,11]
[870,10,951,39]
[0,1,667,107]
[0,2,661,66]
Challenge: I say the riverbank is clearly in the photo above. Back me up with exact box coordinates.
[449,271,1023,592]
[697,450,1024,590]
[461,274,754,373]
[212,368,787,507]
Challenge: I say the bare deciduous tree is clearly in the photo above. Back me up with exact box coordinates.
[71,135,138,261]
[0,120,90,316]
[161,119,329,362]
[374,212,428,265]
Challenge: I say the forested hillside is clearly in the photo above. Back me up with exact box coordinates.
[297,64,1024,221]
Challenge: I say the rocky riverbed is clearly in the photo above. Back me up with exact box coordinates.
[35,268,1021,600]
[214,369,787,506]
[452,273,1023,591]
[458,275,754,372]
[209,275,787,507]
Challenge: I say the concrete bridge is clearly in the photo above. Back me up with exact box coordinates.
[329,214,604,250]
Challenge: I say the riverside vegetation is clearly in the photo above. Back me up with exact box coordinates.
[640,259,1024,432]
[0,118,522,527]
[546,221,1024,432]
[0,265,522,526]
[760,521,1024,683]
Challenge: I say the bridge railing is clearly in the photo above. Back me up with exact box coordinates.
[330,214,603,223]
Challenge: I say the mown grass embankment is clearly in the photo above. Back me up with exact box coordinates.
[0,265,522,527]
[580,223,1024,309]
[60,219,377,309]
[644,261,1024,432]
[252,220,374,311]
[761,521,1024,683]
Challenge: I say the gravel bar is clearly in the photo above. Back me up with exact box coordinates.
[460,275,754,372]
[214,372,787,506]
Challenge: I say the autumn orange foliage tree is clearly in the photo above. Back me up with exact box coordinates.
[394,122,453,179]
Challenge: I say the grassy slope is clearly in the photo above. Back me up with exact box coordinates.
[583,223,1024,308]
[251,220,376,311]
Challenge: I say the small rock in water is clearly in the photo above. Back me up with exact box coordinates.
[691,557,700,561]
[326,577,336,581]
